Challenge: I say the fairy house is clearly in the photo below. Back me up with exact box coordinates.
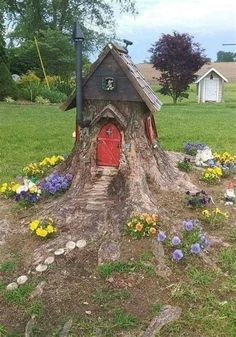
[63,42,161,170]
[60,37,195,220]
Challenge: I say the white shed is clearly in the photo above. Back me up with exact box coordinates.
[195,68,228,103]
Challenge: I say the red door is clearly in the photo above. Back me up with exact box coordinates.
[96,123,121,167]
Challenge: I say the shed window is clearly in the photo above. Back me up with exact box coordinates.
[210,74,214,80]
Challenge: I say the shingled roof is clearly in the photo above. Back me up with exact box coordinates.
[62,42,162,113]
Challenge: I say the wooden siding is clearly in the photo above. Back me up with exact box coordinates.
[83,53,142,102]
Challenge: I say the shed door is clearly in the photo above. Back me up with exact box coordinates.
[96,123,121,167]
[205,78,218,101]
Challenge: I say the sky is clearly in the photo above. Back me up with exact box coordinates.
[114,0,236,63]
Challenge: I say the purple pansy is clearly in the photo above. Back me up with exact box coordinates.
[172,249,184,261]
[40,173,72,195]
[157,231,166,242]
[171,236,181,246]
[191,243,201,254]
[183,220,194,231]
[199,235,210,249]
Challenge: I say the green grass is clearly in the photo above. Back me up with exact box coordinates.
[155,83,236,153]
[93,287,131,309]
[188,267,215,285]
[97,259,155,278]
[0,83,236,182]
[3,283,33,305]
[0,103,75,182]
[0,261,15,273]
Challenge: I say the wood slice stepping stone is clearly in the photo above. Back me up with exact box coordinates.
[76,240,87,249]
[36,264,48,272]
[44,256,55,265]
[66,241,76,251]
[17,275,28,285]
[54,248,65,256]
[6,282,18,291]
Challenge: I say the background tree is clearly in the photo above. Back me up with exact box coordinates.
[216,51,236,62]
[4,0,136,54]
[150,32,208,104]
[7,29,90,77]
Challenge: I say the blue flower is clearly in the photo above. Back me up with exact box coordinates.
[171,236,181,246]
[172,249,183,261]
[183,220,193,231]
[191,243,201,254]
[199,235,210,249]
[157,231,166,242]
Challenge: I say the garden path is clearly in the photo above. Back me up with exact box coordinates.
[77,166,118,211]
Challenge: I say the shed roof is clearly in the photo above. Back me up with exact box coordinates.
[195,67,228,83]
[62,42,162,113]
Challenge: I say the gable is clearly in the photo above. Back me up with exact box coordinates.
[195,67,228,83]
[83,53,142,102]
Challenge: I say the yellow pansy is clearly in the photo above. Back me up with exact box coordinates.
[29,185,38,193]
[36,227,48,237]
[46,225,54,234]
[11,183,21,192]
[29,220,40,231]
[146,216,153,224]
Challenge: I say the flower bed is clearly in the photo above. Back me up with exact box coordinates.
[185,190,211,209]
[125,212,160,239]
[23,155,64,180]
[201,167,223,184]
[184,143,206,156]
[29,218,57,238]
[40,173,72,195]
[201,208,229,227]
[156,219,209,262]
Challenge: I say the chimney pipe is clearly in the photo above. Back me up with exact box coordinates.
[73,21,85,139]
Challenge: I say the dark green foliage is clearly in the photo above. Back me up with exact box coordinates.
[8,29,91,78]
[217,51,236,62]
[0,62,17,100]
[150,32,208,103]
[8,30,75,77]
[4,0,136,54]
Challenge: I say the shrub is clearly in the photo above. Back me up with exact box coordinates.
[35,96,50,104]
[0,62,18,100]
[18,83,66,103]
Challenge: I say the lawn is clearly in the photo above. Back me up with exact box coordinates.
[0,104,75,182]
[0,83,236,182]
[155,83,236,153]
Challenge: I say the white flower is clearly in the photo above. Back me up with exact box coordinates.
[16,185,28,194]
